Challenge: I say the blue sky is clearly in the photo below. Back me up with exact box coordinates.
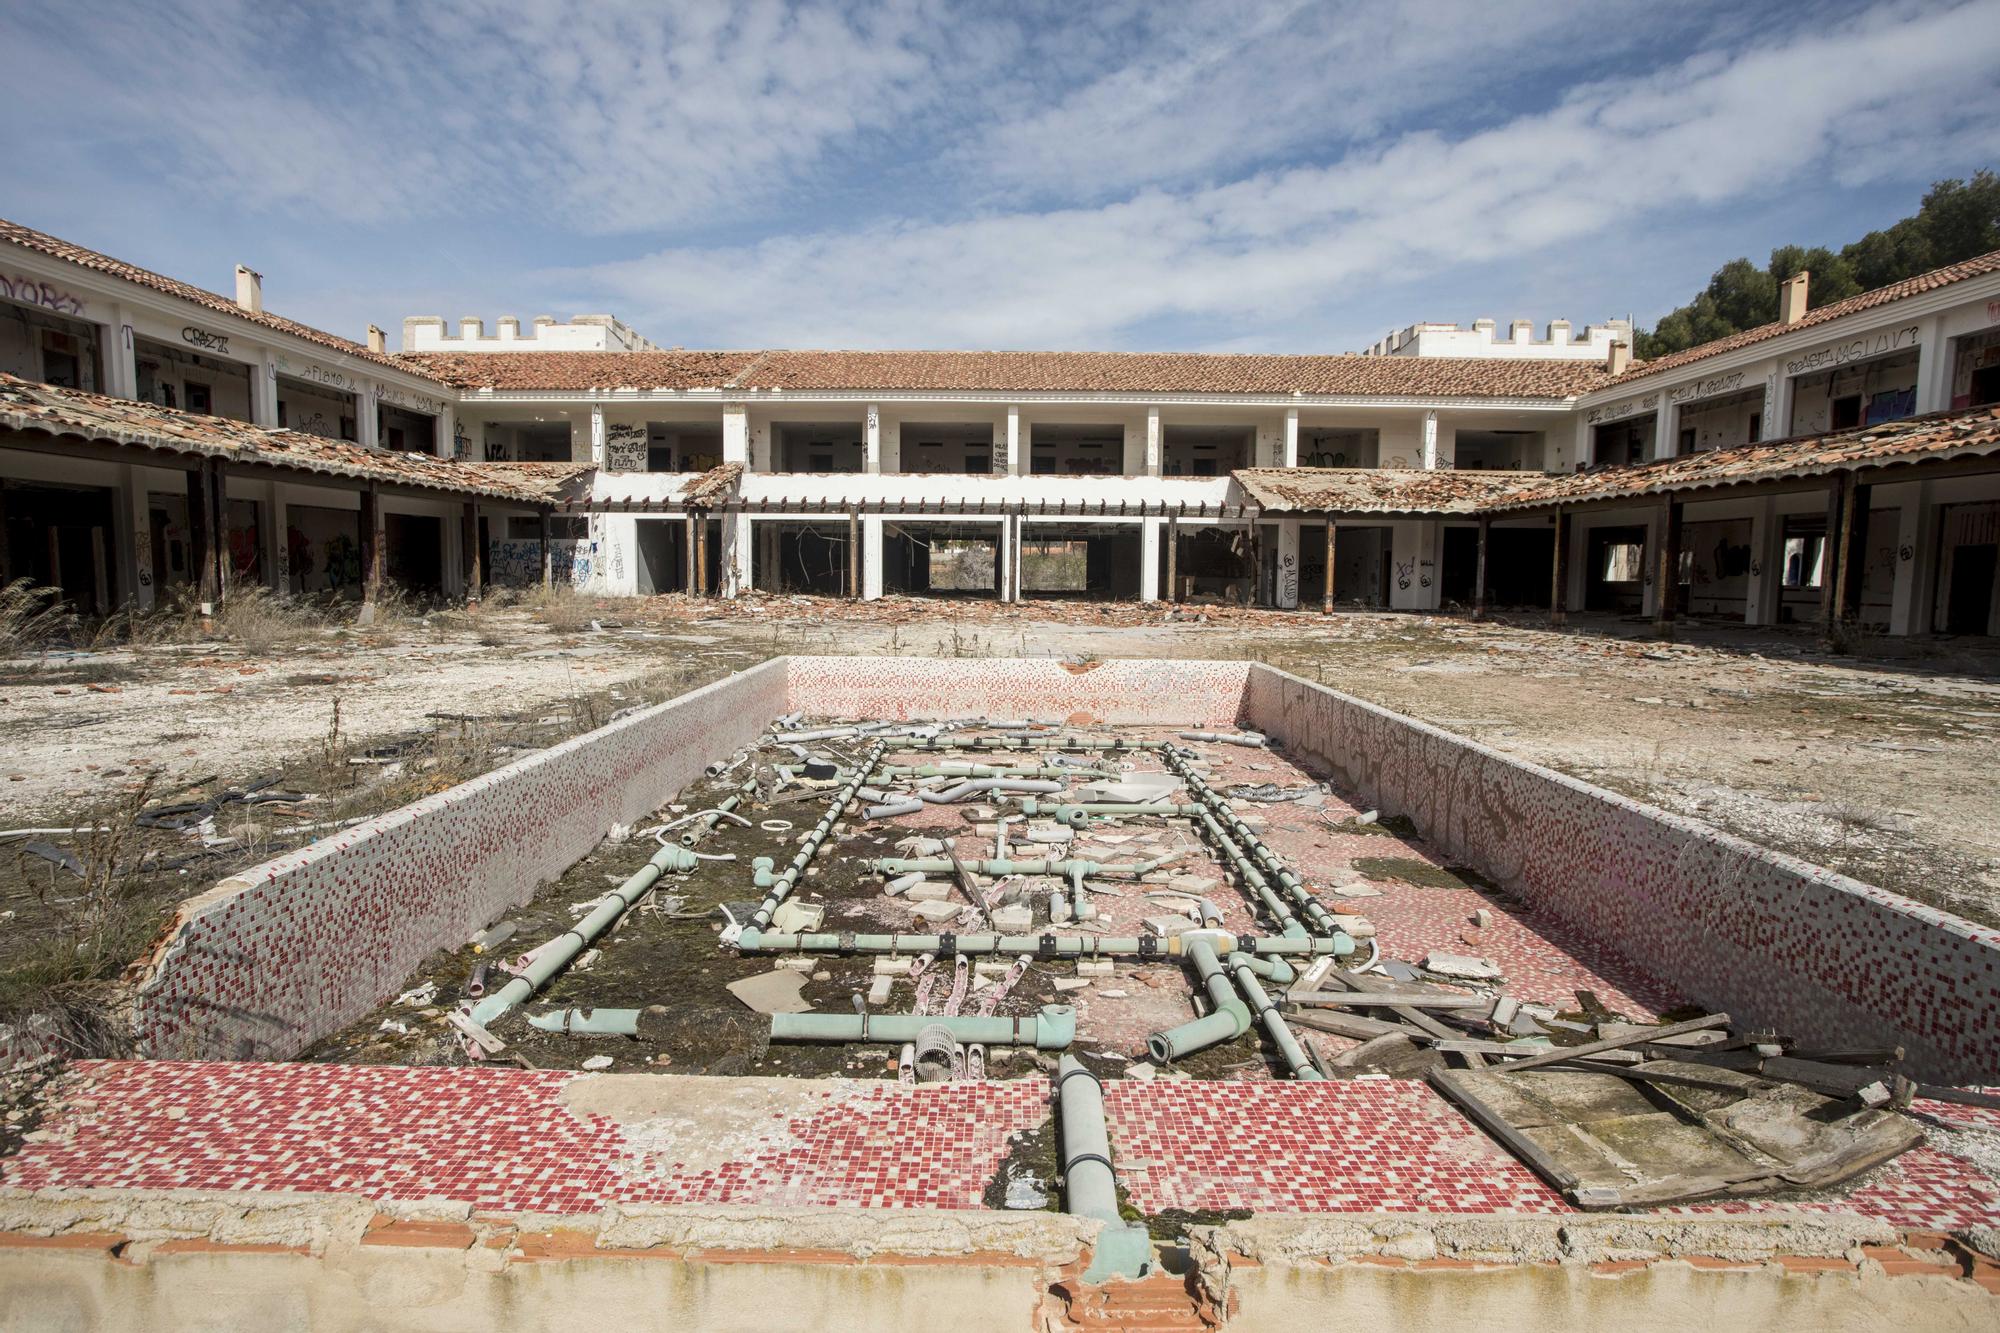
[4,0,1997,354]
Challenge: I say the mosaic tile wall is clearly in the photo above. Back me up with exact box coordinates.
[1244,663,2000,1084]
[784,655,1251,726]
[133,660,789,1062]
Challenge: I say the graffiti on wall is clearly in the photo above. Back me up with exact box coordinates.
[487,538,596,587]
[180,326,229,355]
[1784,325,1919,376]
[0,274,85,315]
[605,422,648,471]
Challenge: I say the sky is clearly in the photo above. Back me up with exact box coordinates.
[3,0,1998,355]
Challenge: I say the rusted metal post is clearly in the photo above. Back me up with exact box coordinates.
[1653,497,1681,640]
[1472,516,1490,620]
[360,485,384,606]
[1321,517,1336,614]
[462,500,481,604]
[1550,508,1570,627]
[537,507,551,592]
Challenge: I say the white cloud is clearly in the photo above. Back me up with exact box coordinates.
[554,0,2000,350]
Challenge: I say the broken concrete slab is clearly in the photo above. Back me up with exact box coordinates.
[1423,951,1503,980]
[725,969,811,1015]
[769,901,825,934]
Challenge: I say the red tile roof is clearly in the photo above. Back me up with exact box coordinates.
[0,373,555,503]
[402,347,1609,398]
[1609,249,2000,386]
[1233,467,1543,514]
[1486,406,2000,511]
[402,350,764,391]
[0,217,444,385]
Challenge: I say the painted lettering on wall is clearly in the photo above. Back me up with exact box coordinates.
[1785,325,1919,376]
[1584,393,1657,426]
[605,422,648,471]
[487,539,595,587]
[181,326,229,355]
[1666,370,1745,404]
[378,385,445,414]
[279,358,357,392]
[0,274,86,316]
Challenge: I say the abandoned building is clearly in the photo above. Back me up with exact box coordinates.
[3,216,1999,637]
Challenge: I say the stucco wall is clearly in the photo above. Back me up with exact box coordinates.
[132,660,788,1061]
[1243,663,2000,1083]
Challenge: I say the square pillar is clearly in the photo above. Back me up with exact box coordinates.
[1421,411,1439,470]
[864,404,881,474]
[1145,408,1162,477]
[102,304,137,400]
[1652,401,1678,460]
[1548,511,1569,626]
[1139,518,1161,602]
[1274,519,1301,609]
[1745,497,1781,625]
[996,514,1011,603]
[1914,314,1951,414]
[265,480,287,593]
[1122,421,1145,476]
[1654,499,1682,638]
[1005,406,1022,476]
[124,465,154,610]
[721,513,752,597]
[1282,408,1299,468]
[1473,517,1490,619]
[589,404,607,466]
[862,516,884,599]
[252,352,279,428]
[1888,484,1931,636]
[723,404,749,466]
[355,383,380,451]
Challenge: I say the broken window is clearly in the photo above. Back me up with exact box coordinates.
[1601,542,1643,583]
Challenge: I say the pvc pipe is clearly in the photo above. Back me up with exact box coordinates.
[1068,863,1091,923]
[735,928,1349,959]
[749,740,886,930]
[771,727,859,743]
[865,799,924,819]
[770,1004,1076,1049]
[1027,802,1203,828]
[1148,937,1251,1063]
[1227,953,1321,1080]
[1055,1057,1154,1285]
[528,1007,644,1036]
[1177,731,1268,747]
[471,842,698,1027]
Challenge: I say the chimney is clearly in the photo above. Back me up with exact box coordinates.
[1780,270,1809,324]
[366,324,386,354]
[1606,340,1631,376]
[234,265,263,314]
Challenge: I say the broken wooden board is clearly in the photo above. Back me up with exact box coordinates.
[1430,1059,1922,1209]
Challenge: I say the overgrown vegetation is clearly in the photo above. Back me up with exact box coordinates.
[0,578,77,652]
[1637,170,2000,358]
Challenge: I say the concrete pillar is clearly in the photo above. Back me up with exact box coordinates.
[463,501,482,603]
[1005,406,1022,476]
[1654,500,1681,638]
[359,486,383,606]
[1771,374,1797,440]
[847,509,860,598]
[1275,519,1301,609]
[102,303,137,400]
[1914,314,1951,414]
[355,383,380,451]
[864,404,881,474]
[1145,408,1161,477]
[1420,411,1439,470]
[437,405,458,458]
[1570,415,1592,470]
[862,517,884,600]
[723,404,749,466]
[589,403,607,467]
[997,514,1011,603]
[1122,421,1145,476]
[721,514,751,597]
[1548,511,1568,626]
[265,480,286,593]
[121,465,152,610]
[1745,497,1781,626]
[1166,512,1181,604]
[1322,519,1337,614]
[1282,408,1299,469]
[1140,519,1161,602]
[1473,517,1490,619]
[1889,483,1933,636]
[251,352,279,428]
[539,511,552,590]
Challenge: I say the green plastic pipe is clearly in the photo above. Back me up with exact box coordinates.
[1227,952,1322,1080]
[529,1007,643,1036]
[1056,1057,1156,1282]
[749,739,886,929]
[470,842,698,1027]
[1023,801,1205,828]
[770,1004,1076,1049]
[1147,937,1250,1063]
[734,928,1349,958]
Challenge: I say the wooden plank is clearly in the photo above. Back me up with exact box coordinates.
[1283,1010,1413,1041]
[1493,1013,1730,1073]
[1428,1068,1581,1198]
[1328,967,1485,1067]
[1287,991,1490,1010]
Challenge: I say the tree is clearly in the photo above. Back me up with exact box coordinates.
[1635,171,1999,359]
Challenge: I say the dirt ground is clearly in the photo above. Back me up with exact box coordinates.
[4,592,1997,928]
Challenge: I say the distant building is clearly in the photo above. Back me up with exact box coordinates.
[1364,319,1632,361]
[402,314,661,353]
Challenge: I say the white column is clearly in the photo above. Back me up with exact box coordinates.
[723,404,749,465]
[1914,315,1951,414]
[996,515,1011,602]
[1275,519,1301,608]
[865,403,881,474]
[721,515,751,598]
[881,418,900,474]
[1005,406,1022,475]
[252,351,279,427]
[1282,408,1299,468]
[1652,400,1678,460]
[102,303,137,399]
[1420,411,1439,470]
[1770,375,1797,439]
[354,382,380,450]
[1885,484,1925,635]
[862,517,884,599]
[1122,421,1145,476]
[1571,415,1592,470]
[437,405,457,458]
[1140,519,1160,602]
[588,403,607,466]
[1145,408,1162,476]
[1744,497,1779,625]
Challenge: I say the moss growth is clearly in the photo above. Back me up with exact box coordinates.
[1351,856,1469,890]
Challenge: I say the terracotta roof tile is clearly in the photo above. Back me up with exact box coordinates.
[0,373,554,503]
[400,348,1608,398]
[1610,249,2000,386]
[1233,467,1543,514]
[0,217,442,385]
[1486,406,2000,510]
[400,350,763,391]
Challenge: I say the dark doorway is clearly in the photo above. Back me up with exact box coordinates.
[1488,528,1555,608]
[2,481,117,613]
[1945,545,1997,635]
[384,513,443,593]
[1440,527,1479,605]
[1585,525,1648,613]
